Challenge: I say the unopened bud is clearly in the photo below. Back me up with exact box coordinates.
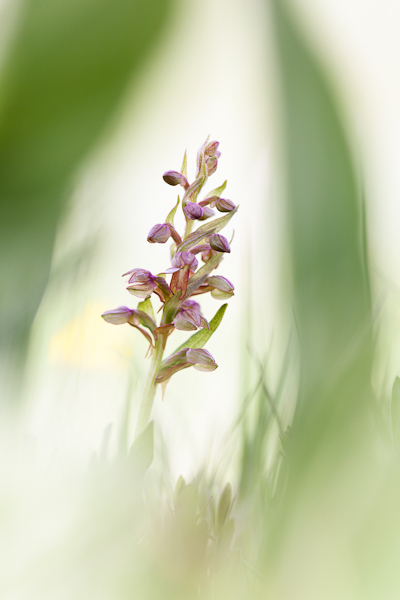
[148,223,181,245]
[208,275,234,293]
[198,206,215,221]
[209,233,231,253]
[205,156,218,176]
[205,141,220,157]
[124,268,157,298]
[208,275,234,299]
[215,198,236,213]
[101,306,133,325]
[163,170,189,188]
[187,348,217,371]
[172,251,198,271]
[147,223,172,244]
[184,203,204,220]
[174,308,208,331]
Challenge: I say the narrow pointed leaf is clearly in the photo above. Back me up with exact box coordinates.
[165,196,180,226]
[137,298,156,322]
[177,206,238,253]
[182,175,206,207]
[181,150,188,179]
[185,252,223,299]
[202,180,227,202]
[134,309,156,333]
[174,303,227,353]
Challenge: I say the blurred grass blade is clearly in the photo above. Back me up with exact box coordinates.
[0,0,171,397]
[265,0,375,590]
[271,0,372,429]
[391,377,400,449]
[128,420,154,477]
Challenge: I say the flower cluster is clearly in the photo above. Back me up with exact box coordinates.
[102,138,237,432]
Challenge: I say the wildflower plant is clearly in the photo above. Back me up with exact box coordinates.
[102,138,237,437]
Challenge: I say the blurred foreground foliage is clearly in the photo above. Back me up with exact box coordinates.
[0,0,171,398]
[1,0,400,598]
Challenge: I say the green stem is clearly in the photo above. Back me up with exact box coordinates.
[183,217,194,240]
[135,337,164,437]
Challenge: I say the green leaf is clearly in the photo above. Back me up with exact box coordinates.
[272,0,372,407]
[202,180,227,202]
[391,377,400,448]
[180,150,188,179]
[165,196,180,226]
[173,303,228,353]
[267,0,374,553]
[216,483,233,532]
[177,206,238,253]
[161,288,185,326]
[134,309,156,333]
[185,252,223,299]
[128,421,154,477]
[137,298,156,322]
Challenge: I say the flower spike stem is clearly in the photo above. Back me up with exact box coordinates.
[135,337,165,438]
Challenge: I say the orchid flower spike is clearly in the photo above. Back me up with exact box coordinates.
[102,138,237,434]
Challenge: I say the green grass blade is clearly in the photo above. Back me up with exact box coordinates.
[0,0,171,394]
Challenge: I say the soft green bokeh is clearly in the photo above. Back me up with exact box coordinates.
[0,0,171,398]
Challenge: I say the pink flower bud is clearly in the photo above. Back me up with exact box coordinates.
[163,170,189,188]
[209,233,231,253]
[208,275,234,293]
[155,347,217,383]
[198,206,215,221]
[208,275,235,299]
[124,268,157,298]
[101,306,133,325]
[182,299,201,312]
[187,348,217,371]
[172,251,198,271]
[215,198,236,213]
[147,223,182,245]
[173,308,209,331]
[205,156,218,176]
[147,223,172,244]
[184,203,204,220]
[205,141,220,157]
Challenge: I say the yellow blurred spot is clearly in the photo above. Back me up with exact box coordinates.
[49,302,133,370]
